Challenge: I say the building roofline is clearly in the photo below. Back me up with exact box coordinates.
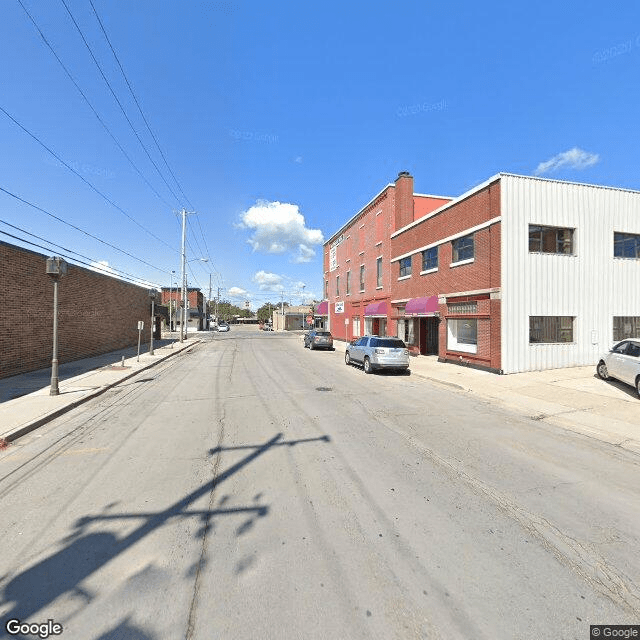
[391,174,501,238]
[324,183,394,246]
[414,192,454,200]
[498,172,640,195]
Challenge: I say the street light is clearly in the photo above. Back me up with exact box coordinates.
[46,257,68,396]
[149,289,157,355]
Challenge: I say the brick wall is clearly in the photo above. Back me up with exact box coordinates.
[1,242,155,380]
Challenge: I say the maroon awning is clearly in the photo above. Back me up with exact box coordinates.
[364,301,388,317]
[316,301,328,315]
[405,296,439,316]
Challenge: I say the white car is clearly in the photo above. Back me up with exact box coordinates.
[217,322,230,332]
[597,339,640,396]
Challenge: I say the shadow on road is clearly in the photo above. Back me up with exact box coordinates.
[0,432,331,628]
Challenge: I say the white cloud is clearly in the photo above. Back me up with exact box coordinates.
[227,286,248,298]
[253,270,285,292]
[534,147,600,176]
[238,200,324,261]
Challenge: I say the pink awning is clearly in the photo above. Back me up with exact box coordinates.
[316,301,328,315]
[364,301,388,317]
[405,296,439,316]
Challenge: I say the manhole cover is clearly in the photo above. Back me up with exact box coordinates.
[315,387,332,392]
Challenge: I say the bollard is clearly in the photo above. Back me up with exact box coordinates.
[121,356,125,367]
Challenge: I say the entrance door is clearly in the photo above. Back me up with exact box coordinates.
[426,317,439,354]
[372,318,379,335]
[419,319,427,355]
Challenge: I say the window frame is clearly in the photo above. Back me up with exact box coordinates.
[614,232,640,259]
[421,246,438,272]
[376,257,383,288]
[529,316,575,344]
[359,265,365,292]
[528,225,575,255]
[451,235,474,263]
[346,270,351,295]
[399,256,412,278]
[447,318,478,354]
[613,316,640,341]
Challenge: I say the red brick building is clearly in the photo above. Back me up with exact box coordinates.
[160,287,204,331]
[323,172,451,344]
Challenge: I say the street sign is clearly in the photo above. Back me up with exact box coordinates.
[306,315,313,325]
[138,321,144,330]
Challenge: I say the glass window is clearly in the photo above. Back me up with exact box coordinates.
[336,275,340,296]
[422,246,438,271]
[613,316,640,340]
[529,225,574,254]
[627,343,640,358]
[360,265,365,291]
[346,271,351,295]
[452,235,474,262]
[529,316,574,343]
[376,257,383,287]
[324,280,328,299]
[447,319,478,353]
[370,337,406,348]
[448,302,478,314]
[399,256,412,277]
[614,233,640,258]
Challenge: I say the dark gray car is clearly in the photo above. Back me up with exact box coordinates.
[304,330,334,350]
[345,335,410,374]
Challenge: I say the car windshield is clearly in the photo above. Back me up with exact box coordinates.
[370,338,405,348]
[315,332,331,336]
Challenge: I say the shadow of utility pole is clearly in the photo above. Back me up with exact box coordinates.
[0,432,331,627]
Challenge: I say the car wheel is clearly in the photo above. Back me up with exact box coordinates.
[636,376,640,398]
[345,351,351,366]
[310,342,314,350]
[364,357,372,374]
[596,361,610,380]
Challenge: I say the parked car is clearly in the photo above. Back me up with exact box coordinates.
[217,322,230,332]
[345,335,410,374]
[304,330,334,350]
[263,325,274,331]
[596,339,640,396]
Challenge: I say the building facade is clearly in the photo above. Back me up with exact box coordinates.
[160,287,204,331]
[324,173,640,374]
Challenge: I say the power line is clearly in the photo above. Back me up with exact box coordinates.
[0,218,159,288]
[88,0,194,209]
[15,0,174,210]
[0,103,177,253]
[60,0,183,207]
[0,185,168,274]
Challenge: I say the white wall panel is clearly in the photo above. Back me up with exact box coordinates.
[501,175,640,373]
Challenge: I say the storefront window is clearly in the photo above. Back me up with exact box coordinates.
[447,319,478,354]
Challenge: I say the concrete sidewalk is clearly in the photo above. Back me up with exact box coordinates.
[0,335,201,443]
[332,339,640,455]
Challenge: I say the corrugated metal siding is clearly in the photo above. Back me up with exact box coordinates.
[501,175,640,373]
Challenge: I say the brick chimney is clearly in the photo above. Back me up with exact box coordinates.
[394,171,414,231]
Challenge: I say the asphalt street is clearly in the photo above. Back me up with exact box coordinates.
[0,326,638,639]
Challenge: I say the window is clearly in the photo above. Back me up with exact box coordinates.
[359,265,365,291]
[376,257,383,287]
[448,302,477,315]
[399,256,412,277]
[346,271,351,295]
[422,247,438,271]
[370,337,406,348]
[353,316,361,337]
[613,316,640,341]
[529,225,574,254]
[529,316,574,343]
[336,275,340,296]
[324,280,328,299]
[447,319,478,353]
[614,232,640,258]
[452,235,474,262]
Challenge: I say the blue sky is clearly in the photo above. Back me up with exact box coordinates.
[1,1,639,309]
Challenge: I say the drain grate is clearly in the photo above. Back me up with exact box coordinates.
[315,387,332,392]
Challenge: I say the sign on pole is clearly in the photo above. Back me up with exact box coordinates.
[137,321,144,361]
[306,315,313,325]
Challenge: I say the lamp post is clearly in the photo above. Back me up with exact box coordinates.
[149,289,156,355]
[46,257,68,396]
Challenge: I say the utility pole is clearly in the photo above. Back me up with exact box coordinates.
[180,208,187,343]
[208,274,212,331]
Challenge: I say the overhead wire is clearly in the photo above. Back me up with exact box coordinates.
[15,0,174,211]
[59,0,183,207]
[0,185,168,274]
[0,104,177,253]
[0,218,160,288]
[88,0,194,209]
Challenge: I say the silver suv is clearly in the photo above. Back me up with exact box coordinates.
[345,335,410,374]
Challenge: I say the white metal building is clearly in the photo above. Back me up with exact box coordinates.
[500,174,640,373]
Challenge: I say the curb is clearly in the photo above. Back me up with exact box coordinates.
[4,340,201,444]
